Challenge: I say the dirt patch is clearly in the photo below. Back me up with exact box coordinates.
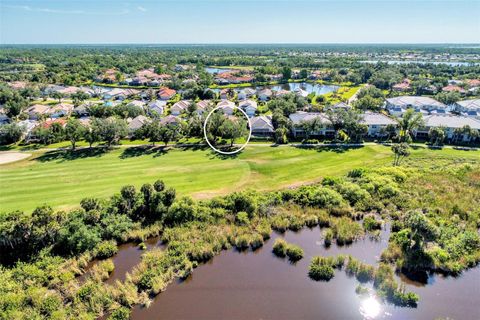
[0,152,31,165]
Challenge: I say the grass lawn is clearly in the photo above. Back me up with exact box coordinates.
[1,144,479,213]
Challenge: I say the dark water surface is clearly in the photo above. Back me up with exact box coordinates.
[130,226,480,320]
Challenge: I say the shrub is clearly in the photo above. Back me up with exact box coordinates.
[256,221,272,240]
[332,217,364,245]
[95,241,118,259]
[323,229,333,246]
[305,215,318,227]
[108,307,130,320]
[234,235,250,250]
[308,257,335,281]
[250,234,264,250]
[236,211,250,225]
[272,238,288,257]
[286,244,304,261]
[363,215,382,231]
[271,216,289,232]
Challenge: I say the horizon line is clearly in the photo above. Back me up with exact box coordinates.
[1,42,480,46]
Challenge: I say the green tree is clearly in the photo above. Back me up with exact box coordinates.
[391,143,410,166]
[0,123,24,145]
[65,118,85,150]
[396,109,424,143]
[428,126,446,146]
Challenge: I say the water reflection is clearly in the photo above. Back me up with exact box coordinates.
[360,296,382,319]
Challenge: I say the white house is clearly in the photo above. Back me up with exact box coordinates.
[454,99,480,118]
[238,99,258,118]
[289,112,333,137]
[217,100,236,115]
[147,100,166,116]
[360,112,397,137]
[416,114,480,141]
[171,100,191,116]
[386,96,447,115]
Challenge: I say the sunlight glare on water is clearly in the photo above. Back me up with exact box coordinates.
[359,296,382,319]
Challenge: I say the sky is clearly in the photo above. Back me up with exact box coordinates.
[1,0,479,44]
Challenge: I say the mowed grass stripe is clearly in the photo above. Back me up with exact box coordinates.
[1,145,479,213]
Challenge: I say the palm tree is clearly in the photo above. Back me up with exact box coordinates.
[396,109,424,143]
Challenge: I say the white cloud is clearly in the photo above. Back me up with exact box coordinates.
[3,5,130,16]
[137,6,147,12]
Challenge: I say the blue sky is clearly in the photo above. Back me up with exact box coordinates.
[1,0,479,44]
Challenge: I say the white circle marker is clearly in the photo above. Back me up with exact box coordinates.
[203,105,252,155]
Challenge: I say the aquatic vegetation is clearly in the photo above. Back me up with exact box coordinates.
[308,256,338,281]
[272,238,288,257]
[286,244,304,261]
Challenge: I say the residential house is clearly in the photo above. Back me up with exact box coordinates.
[158,88,176,101]
[196,100,212,115]
[103,88,127,101]
[386,96,447,115]
[329,102,351,111]
[147,100,166,116]
[217,100,236,115]
[127,100,145,109]
[250,116,274,137]
[237,88,256,100]
[258,89,273,101]
[26,104,51,120]
[219,89,230,100]
[392,79,412,92]
[238,99,258,118]
[454,99,480,118]
[160,115,181,125]
[416,114,480,141]
[128,115,150,133]
[360,112,397,137]
[442,85,466,94]
[50,103,74,118]
[289,112,332,137]
[171,100,192,116]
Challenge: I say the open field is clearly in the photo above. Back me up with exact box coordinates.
[1,144,479,213]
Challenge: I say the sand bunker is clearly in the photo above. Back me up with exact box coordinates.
[0,152,31,165]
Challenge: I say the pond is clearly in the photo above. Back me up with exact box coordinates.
[210,82,339,96]
[131,226,480,320]
[205,67,232,74]
[258,82,339,95]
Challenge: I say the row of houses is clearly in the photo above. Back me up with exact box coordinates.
[386,96,480,119]
[289,110,480,142]
[390,78,480,94]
